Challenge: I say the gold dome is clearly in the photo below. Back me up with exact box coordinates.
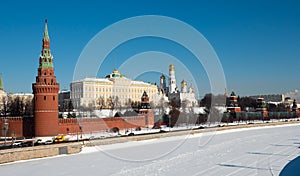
[181,80,187,87]
[106,68,124,78]
[169,64,175,71]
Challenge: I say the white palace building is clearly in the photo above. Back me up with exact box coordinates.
[70,68,159,109]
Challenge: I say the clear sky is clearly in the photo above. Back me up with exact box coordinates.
[0,0,300,97]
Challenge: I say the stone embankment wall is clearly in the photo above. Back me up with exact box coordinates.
[0,143,82,164]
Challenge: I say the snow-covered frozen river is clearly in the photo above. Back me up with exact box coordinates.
[1,124,300,176]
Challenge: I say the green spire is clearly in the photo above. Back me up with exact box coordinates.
[0,74,3,91]
[44,19,49,39]
[39,19,53,69]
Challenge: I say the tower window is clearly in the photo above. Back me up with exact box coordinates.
[44,96,46,101]
[44,79,47,84]
[53,96,55,101]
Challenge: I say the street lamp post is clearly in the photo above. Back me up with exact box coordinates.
[3,119,9,146]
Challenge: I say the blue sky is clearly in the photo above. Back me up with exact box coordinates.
[0,0,300,97]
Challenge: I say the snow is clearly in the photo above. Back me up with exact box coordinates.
[130,80,152,85]
[1,123,300,176]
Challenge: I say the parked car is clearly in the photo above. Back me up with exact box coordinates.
[11,141,22,148]
[21,141,33,147]
[44,139,53,145]
[54,135,66,143]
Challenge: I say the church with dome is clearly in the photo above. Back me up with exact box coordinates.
[159,64,198,107]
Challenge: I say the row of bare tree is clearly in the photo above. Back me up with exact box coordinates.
[1,95,33,117]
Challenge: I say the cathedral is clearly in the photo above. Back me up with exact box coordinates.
[159,64,198,107]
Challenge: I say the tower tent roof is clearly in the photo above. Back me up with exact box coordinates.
[142,91,148,98]
[39,19,53,69]
[43,19,49,39]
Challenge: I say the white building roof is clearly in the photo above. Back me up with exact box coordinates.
[131,80,152,86]
[72,77,156,87]
[13,93,33,96]
[74,77,113,83]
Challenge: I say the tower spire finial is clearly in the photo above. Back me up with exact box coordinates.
[44,19,49,39]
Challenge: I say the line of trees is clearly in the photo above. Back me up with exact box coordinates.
[1,95,33,117]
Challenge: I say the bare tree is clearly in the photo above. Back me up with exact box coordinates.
[114,96,120,111]
[24,97,33,116]
[97,96,105,111]
[125,98,132,110]
[107,96,114,112]
[10,96,25,116]
[1,95,9,117]
[67,100,74,118]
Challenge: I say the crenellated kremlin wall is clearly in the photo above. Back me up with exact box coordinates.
[0,113,154,138]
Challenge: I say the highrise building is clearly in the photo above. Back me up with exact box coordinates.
[32,20,60,137]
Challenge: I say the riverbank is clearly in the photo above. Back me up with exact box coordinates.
[1,119,299,164]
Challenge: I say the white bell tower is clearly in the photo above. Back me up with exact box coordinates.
[169,64,176,93]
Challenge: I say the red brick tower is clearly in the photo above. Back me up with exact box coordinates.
[32,20,60,137]
[138,91,154,128]
[227,91,241,112]
[256,97,268,118]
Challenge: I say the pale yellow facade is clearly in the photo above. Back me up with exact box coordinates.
[70,69,158,109]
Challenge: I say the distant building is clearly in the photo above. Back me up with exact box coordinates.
[227,91,241,112]
[249,94,284,103]
[58,90,70,111]
[256,97,268,117]
[11,93,33,100]
[285,90,300,102]
[167,64,198,107]
[70,68,159,109]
